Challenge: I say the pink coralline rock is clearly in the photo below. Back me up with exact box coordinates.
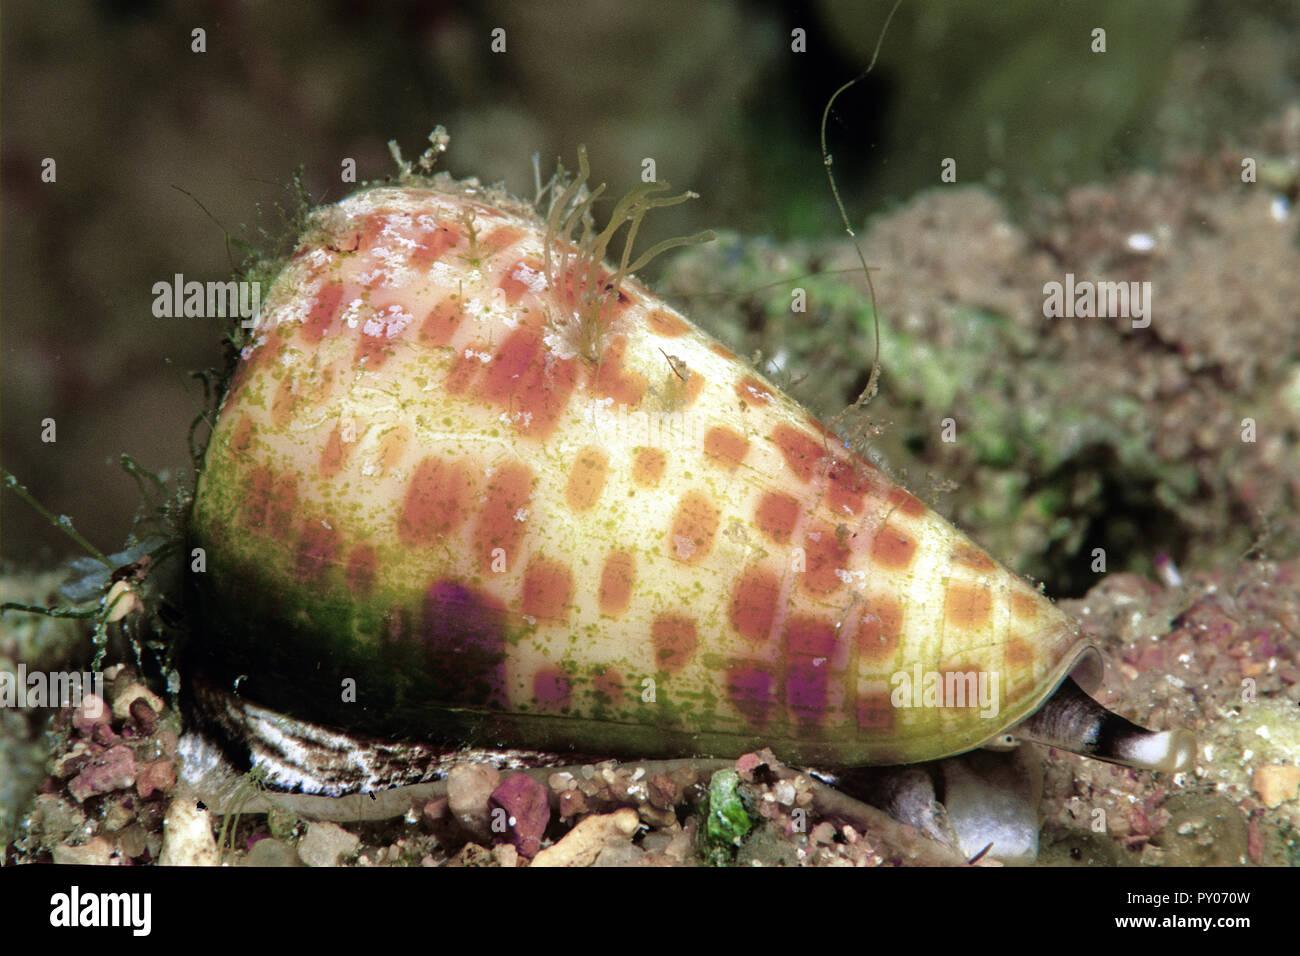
[72,694,111,737]
[136,758,177,799]
[490,772,551,859]
[68,744,136,803]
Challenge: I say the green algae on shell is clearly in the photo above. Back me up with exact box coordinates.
[188,175,1192,790]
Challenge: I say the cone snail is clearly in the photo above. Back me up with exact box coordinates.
[188,164,1195,794]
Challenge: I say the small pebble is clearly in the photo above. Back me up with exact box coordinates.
[531,808,640,868]
[159,787,219,866]
[1252,765,1300,808]
[297,821,360,867]
[53,836,114,866]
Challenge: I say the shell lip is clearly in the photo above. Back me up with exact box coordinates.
[1067,645,1105,695]
[969,618,1099,755]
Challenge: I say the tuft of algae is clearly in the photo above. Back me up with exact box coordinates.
[699,769,755,864]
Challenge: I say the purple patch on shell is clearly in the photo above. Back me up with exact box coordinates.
[727,666,772,728]
[421,580,508,707]
[532,667,571,710]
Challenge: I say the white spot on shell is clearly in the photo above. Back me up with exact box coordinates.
[341,298,367,329]
[362,304,412,339]
[543,325,579,361]
[673,536,697,560]
[510,262,547,294]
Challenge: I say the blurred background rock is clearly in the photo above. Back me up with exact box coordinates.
[3,0,1297,568]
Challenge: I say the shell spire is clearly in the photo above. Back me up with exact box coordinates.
[190,177,1137,771]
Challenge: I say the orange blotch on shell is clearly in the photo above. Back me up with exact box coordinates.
[826,458,878,517]
[646,309,690,337]
[444,345,486,396]
[668,491,719,564]
[651,614,698,673]
[376,426,410,474]
[857,598,903,661]
[857,693,895,731]
[353,213,388,252]
[499,258,543,305]
[565,446,609,512]
[318,424,349,478]
[676,369,705,408]
[419,298,463,347]
[1004,637,1034,671]
[475,462,533,572]
[887,486,927,518]
[802,521,851,595]
[302,282,345,344]
[399,456,475,545]
[591,337,647,408]
[482,329,578,438]
[710,342,739,362]
[480,225,525,256]
[521,557,574,623]
[783,616,837,723]
[229,415,254,456]
[241,468,296,540]
[267,474,299,542]
[945,584,993,631]
[632,447,666,487]
[772,424,827,483]
[1011,591,1043,620]
[410,223,459,271]
[784,616,838,656]
[730,566,781,643]
[735,376,774,407]
[952,543,998,573]
[591,667,625,706]
[354,312,401,369]
[755,491,800,545]
[242,466,273,532]
[703,425,750,471]
[345,545,378,594]
[270,375,299,429]
[870,527,917,570]
[295,522,339,585]
[598,550,635,615]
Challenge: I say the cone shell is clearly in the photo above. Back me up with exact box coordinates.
[190,181,1091,766]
